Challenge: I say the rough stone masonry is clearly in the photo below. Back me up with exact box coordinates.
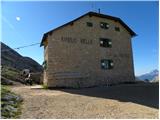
[40,12,136,88]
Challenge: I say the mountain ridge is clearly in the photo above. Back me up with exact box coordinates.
[138,69,159,81]
[1,42,43,72]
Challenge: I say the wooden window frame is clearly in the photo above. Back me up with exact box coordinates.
[100,22,109,29]
[101,59,114,70]
[115,27,120,32]
[100,38,112,48]
[86,22,93,27]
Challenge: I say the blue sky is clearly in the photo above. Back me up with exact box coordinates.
[1,1,158,76]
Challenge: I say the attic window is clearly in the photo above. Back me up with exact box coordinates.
[101,59,114,70]
[100,38,112,48]
[89,14,92,17]
[70,22,74,26]
[115,27,120,32]
[86,22,93,27]
[100,22,109,29]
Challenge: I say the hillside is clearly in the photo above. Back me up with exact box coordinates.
[1,42,43,72]
[138,69,159,81]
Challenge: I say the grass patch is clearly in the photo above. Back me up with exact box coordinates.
[42,84,48,89]
[1,85,10,96]
[1,66,20,81]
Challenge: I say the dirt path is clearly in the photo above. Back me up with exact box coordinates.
[10,84,159,119]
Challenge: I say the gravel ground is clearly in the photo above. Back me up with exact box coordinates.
[10,83,159,119]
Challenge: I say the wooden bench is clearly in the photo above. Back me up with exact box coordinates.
[53,72,89,79]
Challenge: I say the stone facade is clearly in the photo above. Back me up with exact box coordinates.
[41,12,136,88]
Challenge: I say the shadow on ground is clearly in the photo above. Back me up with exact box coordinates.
[34,83,159,109]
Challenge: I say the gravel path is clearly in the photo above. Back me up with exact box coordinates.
[10,83,159,119]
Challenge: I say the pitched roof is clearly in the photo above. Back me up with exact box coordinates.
[40,11,136,46]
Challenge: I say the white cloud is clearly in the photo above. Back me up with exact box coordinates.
[16,16,21,21]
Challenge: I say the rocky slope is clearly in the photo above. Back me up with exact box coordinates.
[138,69,159,81]
[1,42,43,72]
[1,85,23,118]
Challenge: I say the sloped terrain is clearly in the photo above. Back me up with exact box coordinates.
[1,42,43,72]
[138,69,159,81]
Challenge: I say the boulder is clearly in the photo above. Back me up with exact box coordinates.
[2,93,23,102]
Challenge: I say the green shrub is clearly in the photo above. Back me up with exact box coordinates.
[1,85,10,97]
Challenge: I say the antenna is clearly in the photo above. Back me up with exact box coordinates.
[98,8,101,14]
[91,2,94,11]
[91,2,96,12]
[91,2,100,13]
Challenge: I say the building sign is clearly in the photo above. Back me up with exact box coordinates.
[113,53,130,58]
[119,53,130,58]
[80,39,92,44]
[61,37,77,43]
[61,37,92,45]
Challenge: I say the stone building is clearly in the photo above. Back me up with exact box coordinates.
[40,12,136,88]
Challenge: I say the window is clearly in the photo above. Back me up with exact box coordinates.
[101,59,114,70]
[70,22,74,26]
[100,38,112,48]
[115,27,120,32]
[86,22,93,27]
[100,22,109,29]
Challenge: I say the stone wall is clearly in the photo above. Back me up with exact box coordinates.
[43,15,135,88]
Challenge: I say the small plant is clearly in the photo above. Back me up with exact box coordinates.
[75,81,81,89]
[1,85,10,97]
[42,84,48,89]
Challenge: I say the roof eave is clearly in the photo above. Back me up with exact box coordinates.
[40,11,137,46]
[40,34,47,47]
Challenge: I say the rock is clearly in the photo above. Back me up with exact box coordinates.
[4,105,18,113]
[1,101,14,107]
[1,105,18,118]
[1,76,14,85]
[30,72,43,84]
[0,116,6,119]
[2,94,12,101]
[7,101,15,105]
[1,93,23,118]
[151,76,159,83]
[2,93,23,103]
[15,95,23,102]
[2,93,15,101]
[1,85,23,118]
